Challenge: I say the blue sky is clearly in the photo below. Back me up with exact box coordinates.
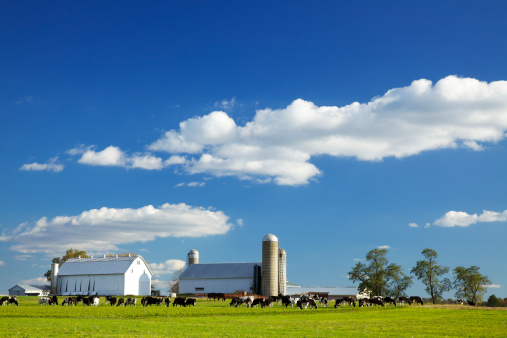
[1,1,506,299]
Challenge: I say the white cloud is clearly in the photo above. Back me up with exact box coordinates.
[215,97,236,110]
[175,181,205,187]
[378,245,391,249]
[145,76,507,185]
[149,259,186,277]
[433,209,507,227]
[20,157,64,172]
[78,146,127,167]
[409,223,419,228]
[237,218,244,226]
[19,277,48,285]
[15,255,32,261]
[0,261,5,266]
[1,203,233,254]
[485,284,502,289]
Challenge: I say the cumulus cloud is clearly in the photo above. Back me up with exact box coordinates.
[409,223,419,228]
[378,245,391,249]
[19,277,49,285]
[15,255,32,261]
[149,259,186,277]
[0,261,5,266]
[485,284,501,289]
[433,209,507,227]
[175,181,205,187]
[1,203,233,254]
[20,157,64,172]
[144,76,507,185]
[215,97,236,110]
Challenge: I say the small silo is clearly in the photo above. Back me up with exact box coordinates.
[262,233,279,297]
[278,248,287,296]
[188,249,199,266]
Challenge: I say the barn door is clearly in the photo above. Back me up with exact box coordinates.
[138,274,150,296]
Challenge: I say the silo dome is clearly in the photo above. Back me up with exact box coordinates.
[187,249,199,265]
[263,233,278,242]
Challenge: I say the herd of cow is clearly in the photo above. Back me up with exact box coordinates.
[227,294,426,309]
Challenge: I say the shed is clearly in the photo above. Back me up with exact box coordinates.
[9,284,50,296]
[55,255,152,296]
[179,262,262,294]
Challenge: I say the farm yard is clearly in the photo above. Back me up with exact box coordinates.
[1,296,506,337]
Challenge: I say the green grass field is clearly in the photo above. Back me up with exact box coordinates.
[1,297,506,337]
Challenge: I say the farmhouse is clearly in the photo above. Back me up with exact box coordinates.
[9,284,50,296]
[51,254,152,296]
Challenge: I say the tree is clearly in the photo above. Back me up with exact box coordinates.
[44,249,89,282]
[486,294,502,307]
[388,272,414,299]
[348,248,408,296]
[410,248,451,304]
[453,265,491,304]
[168,267,186,294]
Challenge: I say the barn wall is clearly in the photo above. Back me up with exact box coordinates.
[124,257,152,295]
[179,278,253,294]
[57,274,125,296]
[9,286,26,296]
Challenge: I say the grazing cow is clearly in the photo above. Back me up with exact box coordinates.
[319,297,328,307]
[164,298,171,307]
[62,297,77,306]
[280,296,292,308]
[456,298,464,305]
[410,296,424,305]
[217,293,226,301]
[126,298,136,306]
[141,296,163,306]
[251,298,265,308]
[263,299,274,308]
[52,295,58,306]
[369,298,385,307]
[109,297,117,306]
[335,297,355,308]
[270,296,281,305]
[207,293,216,301]
[297,296,317,310]
[82,298,91,306]
[0,296,8,305]
[91,297,99,306]
[39,297,52,305]
[173,297,187,307]
[358,298,370,307]
[384,297,397,306]
[467,300,476,307]
[116,298,125,307]
[398,296,411,305]
[185,298,196,307]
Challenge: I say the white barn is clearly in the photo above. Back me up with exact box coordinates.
[9,284,50,296]
[54,255,152,296]
[179,262,262,294]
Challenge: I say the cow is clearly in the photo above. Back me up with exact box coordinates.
[369,297,385,307]
[173,297,187,307]
[335,297,355,308]
[251,298,265,308]
[456,298,464,305]
[358,298,370,307]
[91,296,99,306]
[270,296,281,305]
[62,297,77,306]
[142,296,163,306]
[297,296,317,309]
[410,296,424,305]
[467,300,476,306]
[319,297,328,307]
[398,296,412,305]
[125,298,136,306]
[116,298,125,306]
[185,298,196,307]
[384,297,397,306]
[82,298,91,306]
[1,296,8,305]
[109,297,117,306]
[52,295,59,305]
[164,297,171,307]
[39,297,52,305]
[263,299,274,308]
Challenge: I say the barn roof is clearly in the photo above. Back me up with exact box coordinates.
[180,262,261,279]
[57,255,152,276]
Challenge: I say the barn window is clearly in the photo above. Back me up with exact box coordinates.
[137,261,140,265]
[195,287,204,292]
[131,269,133,273]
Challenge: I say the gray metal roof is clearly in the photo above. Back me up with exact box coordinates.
[180,262,262,279]
[58,255,152,276]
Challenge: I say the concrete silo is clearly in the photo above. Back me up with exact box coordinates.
[188,249,199,266]
[278,248,287,296]
[50,263,59,295]
[262,233,279,297]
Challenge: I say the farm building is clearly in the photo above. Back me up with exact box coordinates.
[9,284,50,296]
[179,233,287,297]
[50,254,152,296]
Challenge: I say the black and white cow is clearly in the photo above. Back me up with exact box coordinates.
[116,298,125,306]
[398,296,411,305]
[384,297,397,306]
[173,297,187,307]
[185,298,196,307]
[410,296,424,305]
[126,298,137,306]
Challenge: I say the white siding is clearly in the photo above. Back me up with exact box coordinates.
[179,278,253,294]
[124,257,151,296]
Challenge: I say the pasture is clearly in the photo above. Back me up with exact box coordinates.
[1,296,506,336]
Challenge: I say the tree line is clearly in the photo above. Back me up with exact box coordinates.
[348,248,493,304]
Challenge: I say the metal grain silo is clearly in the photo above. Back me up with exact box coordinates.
[262,233,279,297]
[278,248,286,296]
[188,249,199,266]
